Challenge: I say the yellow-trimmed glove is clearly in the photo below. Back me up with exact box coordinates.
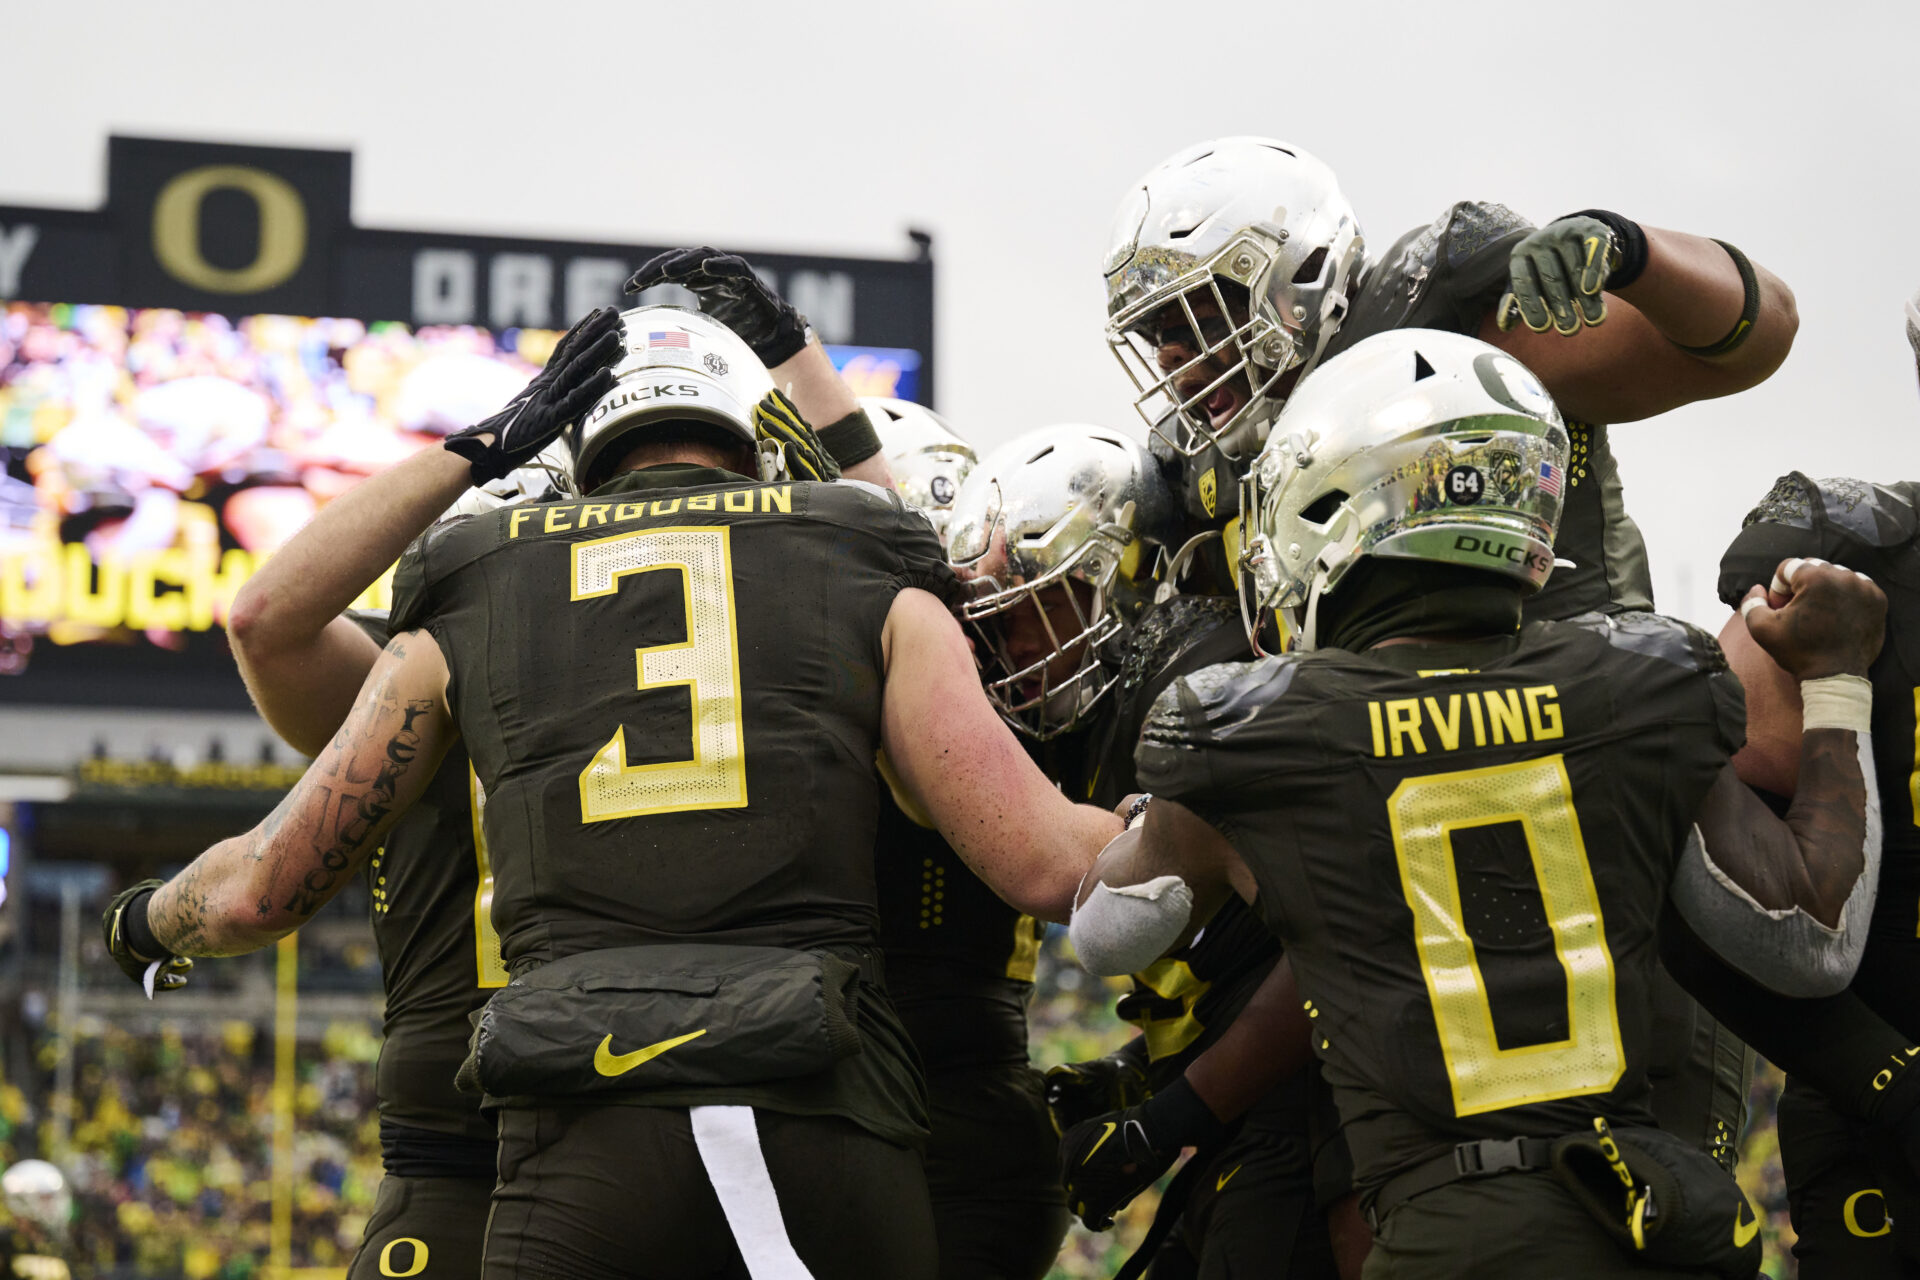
[752,388,840,483]
[1044,1050,1152,1137]
[1497,216,1618,335]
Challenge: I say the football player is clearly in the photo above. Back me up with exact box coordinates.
[946,428,1338,1278]
[857,400,1081,1280]
[1700,470,1920,1278]
[105,306,626,1279]
[101,304,1122,1280]
[1099,138,1793,1252]
[1103,136,1798,622]
[638,250,1075,1280]
[1073,329,1883,1278]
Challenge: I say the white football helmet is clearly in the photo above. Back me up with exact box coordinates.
[1240,329,1568,652]
[946,425,1178,738]
[1105,137,1365,462]
[572,306,774,491]
[2,1159,71,1239]
[861,397,977,545]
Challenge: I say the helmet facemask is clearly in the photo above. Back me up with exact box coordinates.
[1103,137,1366,463]
[945,425,1177,739]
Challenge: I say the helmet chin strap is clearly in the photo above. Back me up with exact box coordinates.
[1297,513,1362,653]
[1295,578,1327,653]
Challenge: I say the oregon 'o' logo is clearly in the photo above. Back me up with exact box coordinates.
[152,165,307,294]
[379,1237,430,1277]
[1843,1188,1891,1238]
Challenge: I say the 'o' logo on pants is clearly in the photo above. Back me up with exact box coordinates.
[379,1237,430,1277]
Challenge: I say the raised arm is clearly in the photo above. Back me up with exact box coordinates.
[627,248,895,488]
[229,308,622,755]
[228,446,473,755]
[103,631,456,978]
[1673,559,1886,996]
[879,586,1119,920]
[1482,215,1797,423]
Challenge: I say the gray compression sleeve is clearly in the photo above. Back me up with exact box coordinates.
[1670,731,1882,997]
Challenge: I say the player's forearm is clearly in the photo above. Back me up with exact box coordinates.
[1677,725,1879,996]
[1779,725,1880,925]
[769,340,858,441]
[148,831,297,957]
[1615,227,1797,383]
[1184,956,1313,1123]
[767,341,894,488]
[228,445,471,657]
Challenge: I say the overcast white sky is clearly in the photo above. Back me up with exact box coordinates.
[6,0,1918,625]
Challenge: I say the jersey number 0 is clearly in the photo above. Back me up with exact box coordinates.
[571,527,750,822]
[1388,755,1626,1117]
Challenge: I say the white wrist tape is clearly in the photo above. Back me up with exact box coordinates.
[1801,674,1873,734]
[1069,872,1194,977]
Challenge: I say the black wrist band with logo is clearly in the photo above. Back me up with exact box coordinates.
[1564,208,1649,290]
[1676,241,1760,357]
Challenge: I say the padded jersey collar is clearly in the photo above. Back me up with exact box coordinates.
[589,462,754,498]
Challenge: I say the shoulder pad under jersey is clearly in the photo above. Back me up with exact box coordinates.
[1556,612,1744,757]
[1559,610,1729,674]
[1718,472,1920,605]
[1141,654,1303,753]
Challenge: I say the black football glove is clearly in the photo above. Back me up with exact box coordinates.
[626,247,811,368]
[1058,1075,1228,1231]
[1497,216,1617,336]
[752,389,839,483]
[444,306,624,484]
[1044,1049,1152,1136]
[102,879,193,996]
[1059,1103,1179,1231]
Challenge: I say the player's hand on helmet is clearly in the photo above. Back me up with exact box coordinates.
[627,247,812,368]
[1045,1050,1152,1136]
[752,389,840,483]
[444,307,624,484]
[1059,1102,1179,1231]
[1497,216,1617,336]
[1739,558,1887,681]
[102,879,193,996]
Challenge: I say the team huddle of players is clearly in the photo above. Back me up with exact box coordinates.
[78,135,1920,1280]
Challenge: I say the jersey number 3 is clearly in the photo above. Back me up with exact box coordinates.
[1389,756,1625,1116]
[571,527,750,822]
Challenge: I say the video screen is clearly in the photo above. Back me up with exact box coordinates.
[0,301,921,684]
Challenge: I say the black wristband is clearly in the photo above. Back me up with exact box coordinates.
[817,409,883,468]
[123,888,168,961]
[1140,1075,1230,1150]
[1565,208,1649,291]
[1675,241,1760,357]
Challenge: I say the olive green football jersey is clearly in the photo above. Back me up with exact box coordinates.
[391,464,956,970]
[1077,596,1284,1085]
[347,611,500,1145]
[1137,613,1743,1191]
[874,790,1043,1072]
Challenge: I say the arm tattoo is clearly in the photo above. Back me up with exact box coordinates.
[273,699,435,920]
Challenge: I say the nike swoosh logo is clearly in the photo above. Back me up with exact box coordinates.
[593,1029,708,1077]
[1083,1121,1118,1164]
[1216,1164,1243,1191]
[1733,1197,1760,1248]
